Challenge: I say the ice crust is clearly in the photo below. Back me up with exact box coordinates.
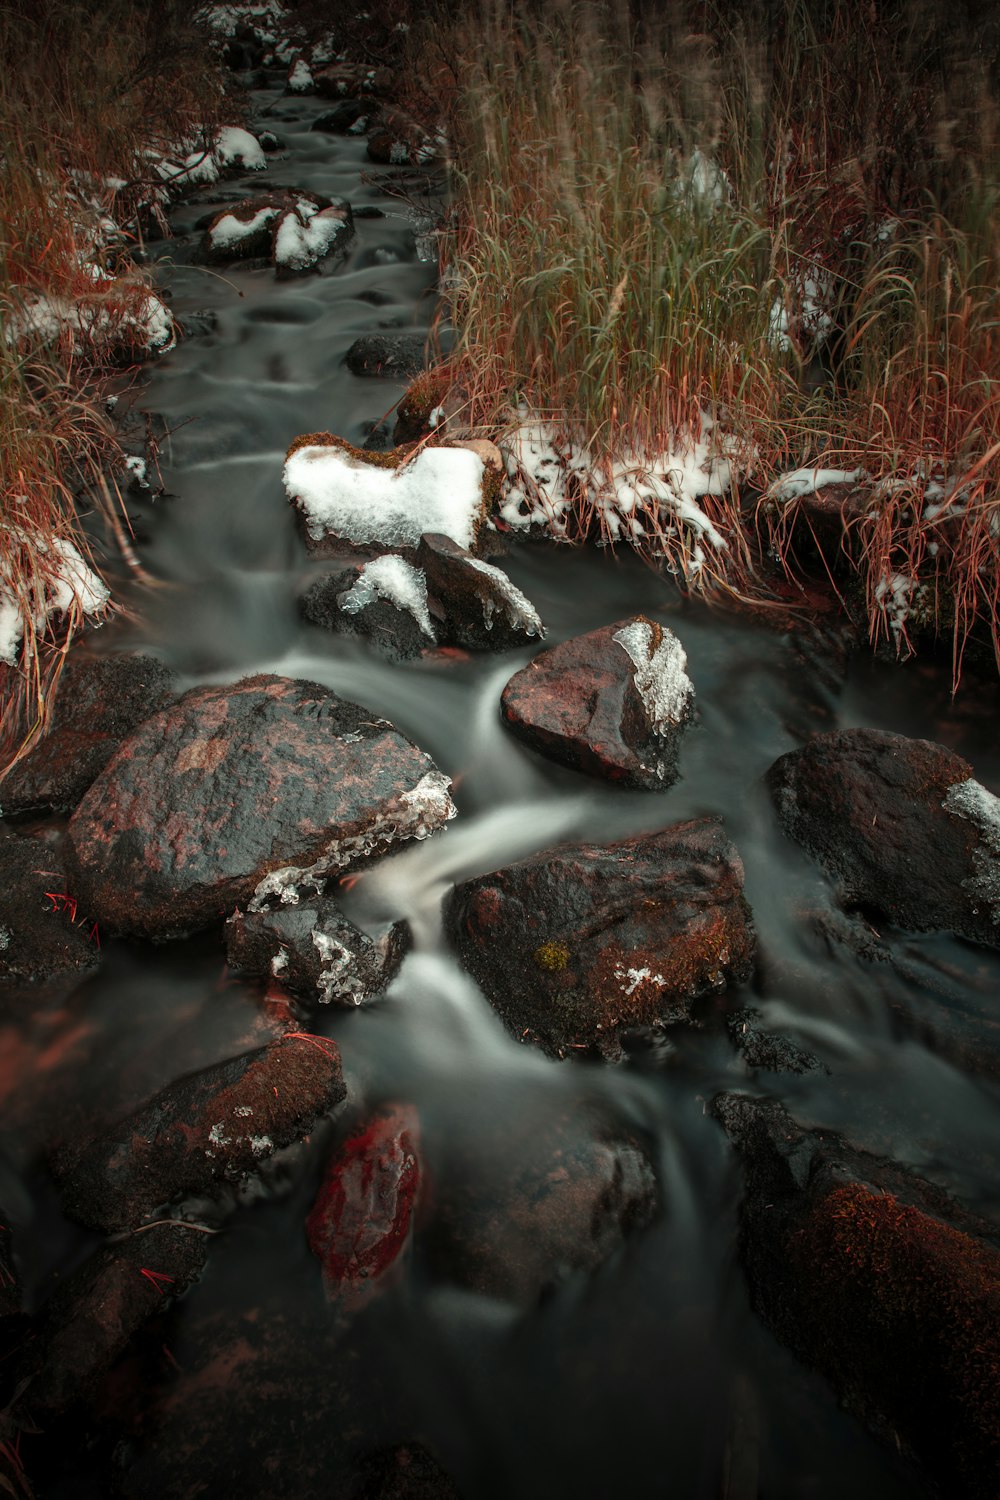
[339,555,434,637]
[466,557,543,636]
[0,536,111,666]
[285,445,487,551]
[613,620,693,731]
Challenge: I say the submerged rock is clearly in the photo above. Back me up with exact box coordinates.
[767,728,1000,945]
[416,533,543,651]
[227,898,408,1008]
[0,836,99,982]
[726,1006,825,1075]
[307,1104,421,1309]
[0,650,176,819]
[445,817,754,1057]
[500,616,694,788]
[714,1092,1000,1499]
[18,1223,208,1416]
[345,334,431,380]
[53,1034,346,1233]
[64,674,454,940]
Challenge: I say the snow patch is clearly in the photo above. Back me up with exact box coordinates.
[339,555,434,638]
[288,57,314,91]
[285,445,487,551]
[273,204,349,272]
[215,126,266,171]
[208,204,280,253]
[767,467,867,503]
[0,536,111,666]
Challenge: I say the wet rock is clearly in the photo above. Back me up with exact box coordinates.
[0,836,99,982]
[726,1006,825,1074]
[53,1034,347,1233]
[713,1092,1000,1499]
[64,673,454,940]
[445,817,755,1058]
[424,1105,657,1304]
[0,650,176,819]
[18,1223,208,1416]
[500,616,694,789]
[300,556,437,661]
[767,728,1000,946]
[314,62,394,98]
[354,1444,464,1500]
[345,334,430,380]
[415,534,543,651]
[307,1104,421,1309]
[226,898,408,1008]
[313,101,370,132]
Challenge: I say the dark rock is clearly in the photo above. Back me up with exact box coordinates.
[366,110,438,167]
[314,62,394,98]
[444,817,755,1058]
[726,1006,825,1074]
[354,1444,464,1500]
[312,101,370,132]
[307,1104,420,1309]
[53,1034,346,1233]
[767,727,1000,945]
[200,191,337,264]
[393,371,452,445]
[178,307,218,338]
[0,650,176,818]
[19,1223,208,1416]
[257,129,282,152]
[713,1092,1000,1500]
[64,673,454,940]
[345,334,430,380]
[307,555,437,661]
[424,1104,657,1304]
[226,898,408,1007]
[361,420,395,452]
[500,616,694,789]
[299,563,364,629]
[0,836,99,982]
[415,533,543,651]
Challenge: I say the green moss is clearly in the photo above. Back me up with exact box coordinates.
[534,940,570,971]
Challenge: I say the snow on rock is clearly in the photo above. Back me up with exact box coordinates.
[205,203,283,259]
[613,619,693,732]
[339,555,434,639]
[874,572,915,642]
[3,288,175,356]
[285,439,490,553]
[287,57,315,92]
[215,126,267,171]
[766,467,867,503]
[0,536,111,667]
[466,558,543,638]
[273,201,352,274]
[414,533,544,652]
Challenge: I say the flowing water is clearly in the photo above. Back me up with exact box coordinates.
[7,80,1000,1497]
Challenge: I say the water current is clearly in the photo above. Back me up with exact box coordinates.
[8,78,1000,1497]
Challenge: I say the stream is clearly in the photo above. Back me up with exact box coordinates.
[8,76,1000,1498]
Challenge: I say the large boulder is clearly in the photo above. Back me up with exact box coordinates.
[226,898,408,1008]
[444,817,754,1057]
[415,533,543,651]
[0,651,176,819]
[64,674,454,940]
[714,1092,1000,1500]
[53,1034,347,1233]
[767,728,1000,945]
[500,616,694,788]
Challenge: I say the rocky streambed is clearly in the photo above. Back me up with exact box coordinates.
[0,59,999,1500]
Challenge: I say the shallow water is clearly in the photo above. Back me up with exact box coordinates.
[8,81,1000,1497]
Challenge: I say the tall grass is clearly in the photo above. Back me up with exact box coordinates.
[408,0,1000,673]
[0,0,225,768]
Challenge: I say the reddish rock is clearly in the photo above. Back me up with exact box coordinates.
[0,650,176,818]
[0,835,99,982]
[19,1223,208,1416]
[415,533,544,652]
[445,817,754,1057]
[307,1104,421,1308]
[227,899,409,1009]
[767,728,1000,944]
[714,1093,1000,1499]
[424,1105,657,1305]
[53,1034,347,1232]
[64,674,454,939]
[500,616,694,789]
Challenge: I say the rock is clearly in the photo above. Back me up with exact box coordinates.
[314,62,394,98]
[18,1223,208,1416]
[300,556,437,661]
[0,650,176,818]
[354,1444,464,1500]
[366,109,438,167]
[307,1104,421,1309]
[725,1006,825,1074]
[345,334,431,381]
[393,371,452,444]
[0,836,99,982]
[53,1034,347,1233]
[415,534,543,651]
[767,727,1000,945]
[312,101,370,133]
[424,1105,657,1304]
[713,1092,1000,1500]
[200,193,303,262]
[444,817,755,1058]
[284,435,498,556]
[500,616,694,789]
[226,898,408,1008]
[273,198,354,278]
[64,674,455,940]
[199,191,347,269]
